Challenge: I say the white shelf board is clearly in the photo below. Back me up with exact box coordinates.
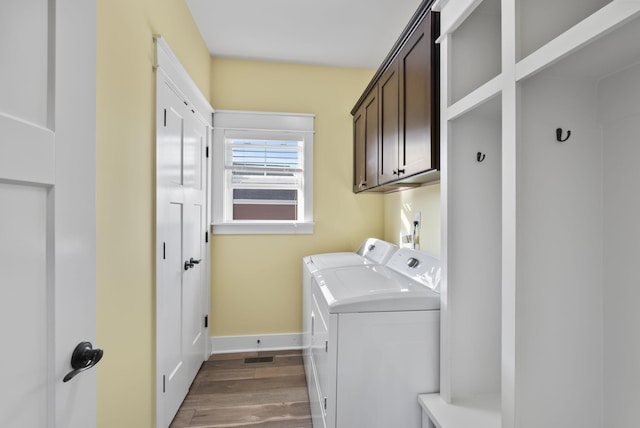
[439,0,482,36]
[419,393,501,428]
[439,0,498,36]
[516,1,640,82]
[446,74,502,121]
[431,0,450,13]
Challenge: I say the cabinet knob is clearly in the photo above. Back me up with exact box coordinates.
[397,168,405,175]
[393,170,398,175]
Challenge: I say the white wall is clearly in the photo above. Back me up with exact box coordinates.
[600,62,640,428]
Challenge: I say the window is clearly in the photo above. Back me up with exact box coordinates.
[212,110,314,234]
[227,138,302,221]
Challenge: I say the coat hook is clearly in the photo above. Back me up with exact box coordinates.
[556,128,571,142]
[477,152,486,162]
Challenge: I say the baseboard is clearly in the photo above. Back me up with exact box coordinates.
[210,333,302,354]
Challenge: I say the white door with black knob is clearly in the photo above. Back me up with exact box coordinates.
[155,60,210,428]
[0,0,97,427]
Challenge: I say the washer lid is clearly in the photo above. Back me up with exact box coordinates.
[303,252,372,274]
[303,238,398,274]
[315,265,440,313]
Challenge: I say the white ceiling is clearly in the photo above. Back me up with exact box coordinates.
[185,0,424,69]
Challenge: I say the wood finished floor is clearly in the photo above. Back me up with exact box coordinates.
[170,349,312,428]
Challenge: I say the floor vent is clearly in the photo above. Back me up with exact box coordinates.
[244,356,274,364]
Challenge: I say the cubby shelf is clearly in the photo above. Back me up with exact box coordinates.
[419,393,501,428]
[434,0,640,428]
[448,0,501,105]
[516,1,640,82]
[446,74,501,121]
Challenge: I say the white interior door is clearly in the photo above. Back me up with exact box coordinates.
[0,0,97,427]
[156,68,209,428]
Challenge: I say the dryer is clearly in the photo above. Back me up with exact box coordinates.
[301,238,397,388]
[307,248,441,428]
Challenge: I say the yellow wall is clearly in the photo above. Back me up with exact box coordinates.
[383,183,441,256]
[95,0,439,423]
[95,0,210,426]
[209,58,383,336]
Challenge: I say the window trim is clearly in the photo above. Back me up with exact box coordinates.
[212,110,315,235]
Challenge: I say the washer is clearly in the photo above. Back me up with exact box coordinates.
[308,248,441,428]
[301,238,398,387]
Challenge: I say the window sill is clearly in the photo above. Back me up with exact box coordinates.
[212,222,314,235]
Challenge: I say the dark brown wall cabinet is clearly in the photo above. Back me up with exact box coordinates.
[352,3,439,193]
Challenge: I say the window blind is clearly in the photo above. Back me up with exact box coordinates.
[226,139,303,187]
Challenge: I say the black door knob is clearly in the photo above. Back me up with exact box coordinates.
[190,257,201,265]
[63,342,103,382]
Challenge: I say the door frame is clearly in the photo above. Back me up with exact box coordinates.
[154,36,213,428]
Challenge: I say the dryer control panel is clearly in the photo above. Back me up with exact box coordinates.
[386,248,441,292]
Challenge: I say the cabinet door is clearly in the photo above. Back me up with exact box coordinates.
[363,89,379,189]
[354,90,379,191]
[398,11,439,177]
[378,62,400,185]
[353,108,366,192]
